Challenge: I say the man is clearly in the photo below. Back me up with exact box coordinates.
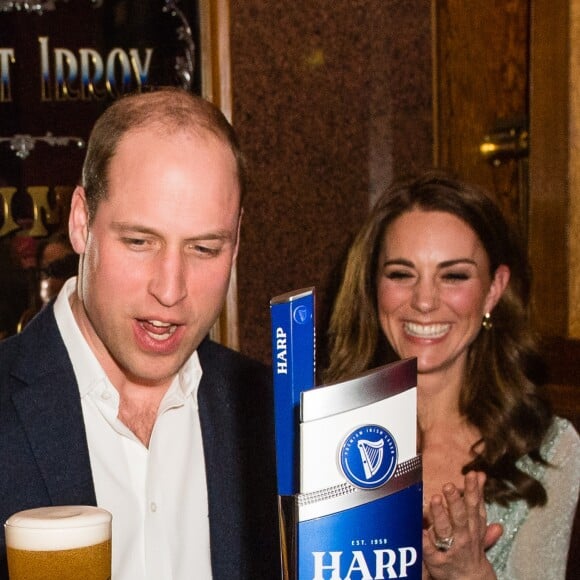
[0,88,281,579]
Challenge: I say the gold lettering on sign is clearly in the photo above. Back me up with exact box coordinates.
[27,186,59,237]
[0,186,73,238]
[39,36,154,102]
[0,48,15,102]
[54,48,79,101]
[78,48,106,100]
[0,187,19,237]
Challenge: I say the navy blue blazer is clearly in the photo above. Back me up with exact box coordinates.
[0,305,281,579]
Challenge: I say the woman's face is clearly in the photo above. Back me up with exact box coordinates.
[376,209,509,381]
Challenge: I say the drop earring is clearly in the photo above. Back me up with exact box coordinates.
[482,312,493,330]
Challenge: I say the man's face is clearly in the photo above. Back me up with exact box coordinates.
[69,127,241,389]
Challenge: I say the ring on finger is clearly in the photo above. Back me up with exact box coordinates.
[434,535,455,552]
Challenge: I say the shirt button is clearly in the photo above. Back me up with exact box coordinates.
[101,390,111,400]
[150,502,157,512]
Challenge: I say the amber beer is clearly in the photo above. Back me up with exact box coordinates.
[5,505,111,580]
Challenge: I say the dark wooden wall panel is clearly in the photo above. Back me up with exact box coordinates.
[434,0,529,214]
[529,0,571,336]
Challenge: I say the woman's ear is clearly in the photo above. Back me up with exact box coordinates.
[484,264,511,313]
[68,186,89,254]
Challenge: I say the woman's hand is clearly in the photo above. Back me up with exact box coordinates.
[422,471,502,579]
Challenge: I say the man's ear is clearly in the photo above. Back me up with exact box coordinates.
[69,186,89,254]
[484,264,511,314]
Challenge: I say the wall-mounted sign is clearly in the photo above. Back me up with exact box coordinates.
[0,0,200,237]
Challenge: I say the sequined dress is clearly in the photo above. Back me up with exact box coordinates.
[486,417,580,579]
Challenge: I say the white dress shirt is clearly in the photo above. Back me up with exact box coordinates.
[53,278,213,579]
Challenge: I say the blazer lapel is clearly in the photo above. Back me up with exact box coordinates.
[197,344,245,578]
[9,307,97,507]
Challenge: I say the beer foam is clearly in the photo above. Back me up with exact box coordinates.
[5,506,112,551]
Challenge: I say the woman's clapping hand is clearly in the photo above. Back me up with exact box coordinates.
[423,471,502,579]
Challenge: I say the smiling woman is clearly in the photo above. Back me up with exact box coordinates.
[323,171,580,580]
[375,210,509,386]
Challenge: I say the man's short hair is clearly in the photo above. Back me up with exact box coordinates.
[81,87,246,221]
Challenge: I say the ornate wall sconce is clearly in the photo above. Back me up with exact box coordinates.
[163,0,195,91]
[0,132,85,159]
[0,1,59,13]
[0,1,103,13]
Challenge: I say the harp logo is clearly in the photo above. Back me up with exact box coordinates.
[293,304,309,324]
[340,425,398,489]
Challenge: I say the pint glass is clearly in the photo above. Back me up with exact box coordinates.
[5,505,111,580]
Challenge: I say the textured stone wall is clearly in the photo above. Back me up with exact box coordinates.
[230,0,433,370]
